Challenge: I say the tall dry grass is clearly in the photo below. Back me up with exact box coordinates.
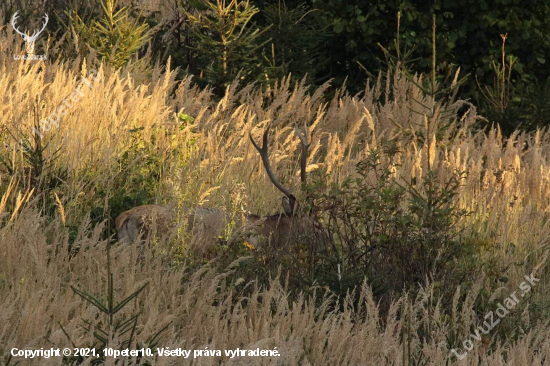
[1,25,550,364]
[2,209,550,365]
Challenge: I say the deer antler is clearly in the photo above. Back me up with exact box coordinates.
[249,124,295,201]
[293,121,310,185]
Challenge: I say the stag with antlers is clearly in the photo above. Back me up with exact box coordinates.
[115,121,314,251]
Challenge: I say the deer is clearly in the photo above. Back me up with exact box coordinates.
[115,121,312,252]
[11,11,49,55]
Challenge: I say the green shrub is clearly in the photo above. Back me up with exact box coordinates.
[64,0,149,68]
[62,246,168,365]
[182,0,270,92]
[306,142,485,303]
[257,1,328,86]
[228,141,492,311]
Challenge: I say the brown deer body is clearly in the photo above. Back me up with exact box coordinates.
[115,122,311,250]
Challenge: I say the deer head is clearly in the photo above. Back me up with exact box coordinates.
[11,11,49,54]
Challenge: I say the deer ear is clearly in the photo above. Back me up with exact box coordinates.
[282,196,293,216]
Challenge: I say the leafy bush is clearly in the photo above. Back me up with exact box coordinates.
[92,127,169,238]
[230,140,491,311]
[277,142,487,304]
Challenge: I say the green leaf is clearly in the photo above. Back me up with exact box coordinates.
[333,20,344,33]
[178,113,195,123]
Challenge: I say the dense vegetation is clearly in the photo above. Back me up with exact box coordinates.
[4,0,550,134]
[1,1,550,365]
